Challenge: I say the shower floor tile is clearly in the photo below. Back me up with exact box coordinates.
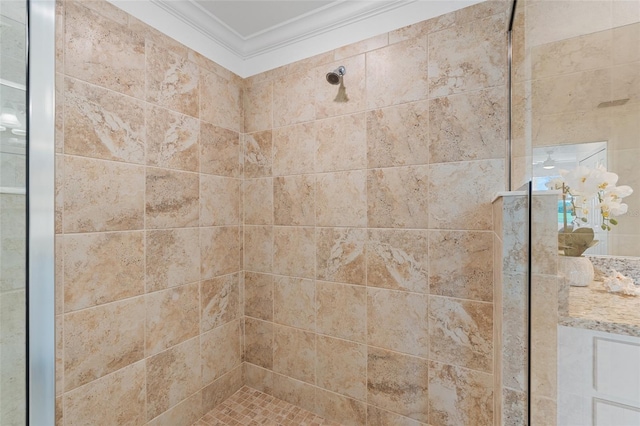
[194,386,342,426]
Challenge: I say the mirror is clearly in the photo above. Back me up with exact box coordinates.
[529,21,640,257]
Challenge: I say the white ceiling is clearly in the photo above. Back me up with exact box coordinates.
[108,0,484,77]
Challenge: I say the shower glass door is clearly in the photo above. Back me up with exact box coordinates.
[0,0,27,424]
[512,0,640,424]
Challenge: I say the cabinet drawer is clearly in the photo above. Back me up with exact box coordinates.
[595,337,640,405]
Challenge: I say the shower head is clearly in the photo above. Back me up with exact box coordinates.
[326,66,346,85]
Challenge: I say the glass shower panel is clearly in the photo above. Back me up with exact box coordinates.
[517,0,640,424]
[0,0,27,424]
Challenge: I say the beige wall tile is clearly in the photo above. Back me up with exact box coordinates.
[316,113,366,172]
[316,228,366,285]
[200,226,241,279]
[530,274,558,401]
[146,43,199,118]
[146,105,199,172]
[273,175,315,226]
[63,156,144,233]
[201,365,243,413]
[367,166,429,228]
[56,315,63,396]
[273,325,316,384]
[334,34,388,60]
[201,320,242,385]
[200,175,241,226]
[244,272,274,321]
[316,281,366,343]
[243,363,274,394]
[244,131,273,178]
[64,296,145,390]
[200,122,241,177]
[63,361,146,426]
[55,1,64,75]
[532,30,612,79]
[314,387,367,426]
[456,1,510,24]
[56,396,63,426]
[367,346,429,422]
[244,225,273,273]
[244,318,274,369]
[201,273,240,332]
[389,12,456,44]
[55,236,64,315]
[316,335,366,401]
[428,159,505,230]
[273,69,316,128]
[146,337,200,420]
[530,194,558,275]
[200,70,242,132]
[613,23,640,65]
[272,373,316,413]
[244,178,273,225]
[63,231,144,312]
[526,0,612,48]
[366,101,429,168]
[145,168,199,229]
[64,77,145,164]
[429,86,506,163]
[429,296,493,373]
[367,287,429,358]
[428,361,494,426]
[145,282,199,356]
[273,276,315,331]
[146,228,199,292]
[273,226,315,279]
[428,230,494,302]
[55,154,64,234]
[532,68,610,118]
[65,2,144,98]
[273,122,316,176]
[366,37,428,109]
[367,405,424,426]
[367,229,429,293]
[0,291,25,424]
[316,170,366,227]
[428,13,506,97]
[503,388,526,426]
[78,0,130,25]
[244,81,273,133]
[315,55,366,120]
[147,391,202,426]
[502,274,527,392]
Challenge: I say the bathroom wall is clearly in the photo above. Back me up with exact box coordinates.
[54,1,244,424]
[54,0,512,424]
[241,1,509,424]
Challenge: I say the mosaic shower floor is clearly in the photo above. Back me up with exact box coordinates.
[193,386,342,426]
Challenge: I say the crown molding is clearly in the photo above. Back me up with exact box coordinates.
[107,0,484,78]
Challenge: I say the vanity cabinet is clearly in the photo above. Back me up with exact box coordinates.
[558,326,640,425]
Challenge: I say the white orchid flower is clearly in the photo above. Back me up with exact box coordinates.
[605,184,633,199]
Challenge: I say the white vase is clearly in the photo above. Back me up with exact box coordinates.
[558,255,594,287]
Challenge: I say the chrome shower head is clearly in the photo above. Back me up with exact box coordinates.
[326,66,346,85]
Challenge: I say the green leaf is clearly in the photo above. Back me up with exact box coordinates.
[601,224,607,230]
[581,217,588,222]
[610,219,618,225]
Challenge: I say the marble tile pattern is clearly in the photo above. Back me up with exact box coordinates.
[57,1,244,423]
[55,0,508,424]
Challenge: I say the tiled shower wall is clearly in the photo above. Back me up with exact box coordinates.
[55,1,244,424]
[54,0,511,425]
[241,2,509,424]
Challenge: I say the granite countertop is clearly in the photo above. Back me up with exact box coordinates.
[559,281,640,337]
